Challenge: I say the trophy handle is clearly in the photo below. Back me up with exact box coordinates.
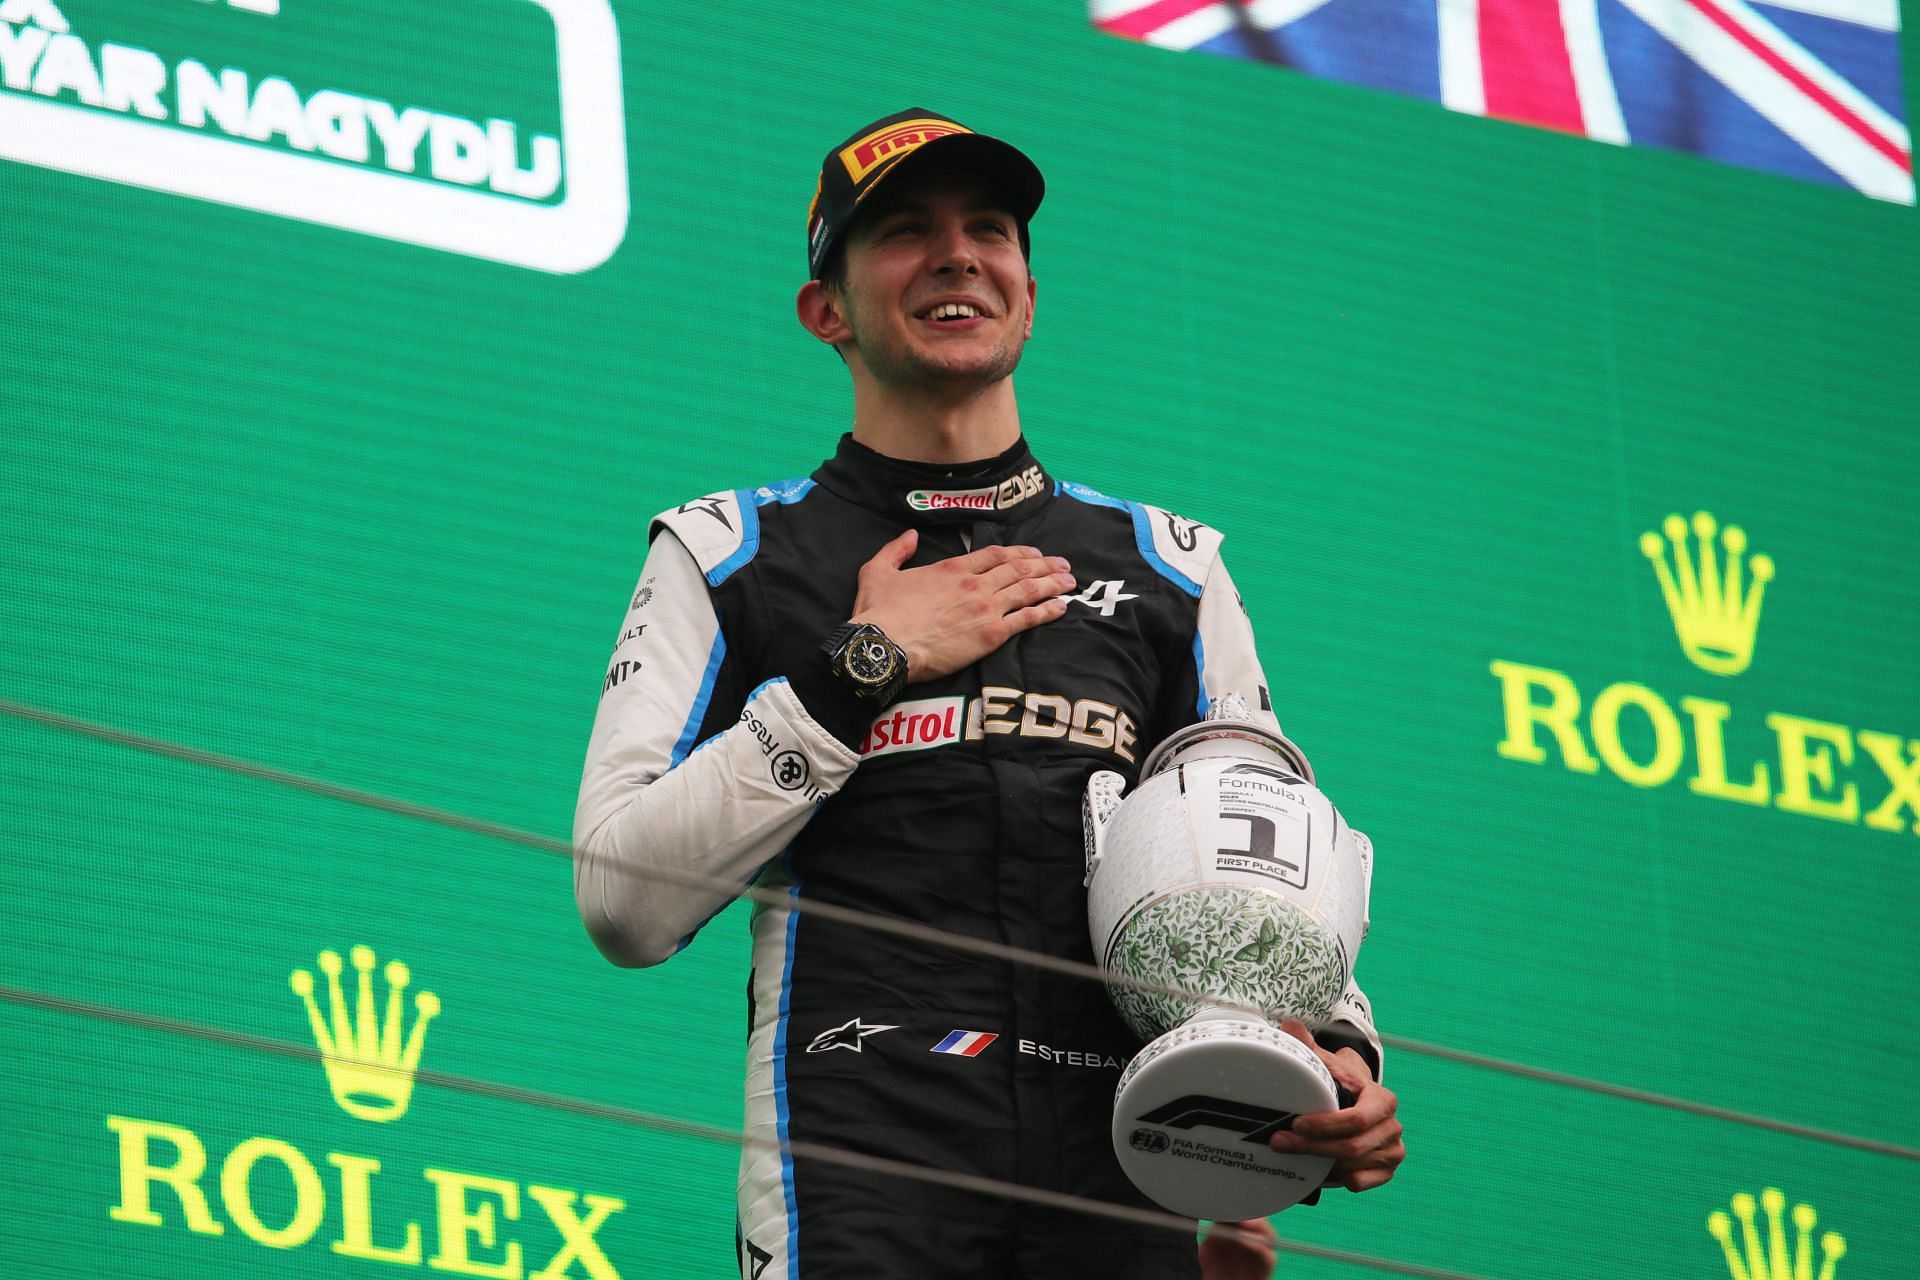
[1082,769,1127,887]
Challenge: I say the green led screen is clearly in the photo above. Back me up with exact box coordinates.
[3,1,1916,1278]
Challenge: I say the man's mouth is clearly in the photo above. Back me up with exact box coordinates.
[917,300,990,324]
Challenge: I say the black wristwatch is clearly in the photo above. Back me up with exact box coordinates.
[820,622,908,705]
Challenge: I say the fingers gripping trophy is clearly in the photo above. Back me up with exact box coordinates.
[1083,695,1373,1220]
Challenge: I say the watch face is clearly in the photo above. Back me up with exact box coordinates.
[846,634,897,684]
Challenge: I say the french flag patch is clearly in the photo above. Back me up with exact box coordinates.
[930,1030,998,1057]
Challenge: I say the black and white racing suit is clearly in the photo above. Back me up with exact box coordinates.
[574,435,1381,1280]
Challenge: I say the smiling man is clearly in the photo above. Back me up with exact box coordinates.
[572,109,1403,1280]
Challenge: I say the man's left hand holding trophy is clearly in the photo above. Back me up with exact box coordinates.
[1084,695,1402,1220]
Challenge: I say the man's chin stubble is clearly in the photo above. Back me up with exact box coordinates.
[866,339,1025,388]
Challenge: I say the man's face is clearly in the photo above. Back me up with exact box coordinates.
[828,169,1036,389]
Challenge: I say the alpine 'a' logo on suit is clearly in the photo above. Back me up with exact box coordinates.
[1064,579,1137,616]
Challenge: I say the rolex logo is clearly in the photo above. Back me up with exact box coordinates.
[1640,511,1774,676]
[107,947,628,1270]
[1708,1187,1845,1280]
[289,945,440,1123]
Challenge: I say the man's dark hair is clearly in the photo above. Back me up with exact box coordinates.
[817,242,851,297]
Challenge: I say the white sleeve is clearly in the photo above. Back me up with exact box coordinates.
[1195,554,1290,743]
[1200,552,1385,1080]
[572,532,860,967]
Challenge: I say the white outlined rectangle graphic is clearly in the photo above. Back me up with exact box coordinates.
[0,0,629,273]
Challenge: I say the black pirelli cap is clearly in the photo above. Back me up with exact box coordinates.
[805,108,1045,279]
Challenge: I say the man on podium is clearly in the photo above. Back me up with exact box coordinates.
[573,108,1403,1279]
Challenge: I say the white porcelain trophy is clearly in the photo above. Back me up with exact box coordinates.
[1083,695,1371,1220]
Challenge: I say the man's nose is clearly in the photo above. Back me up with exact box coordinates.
[930,222,979,275]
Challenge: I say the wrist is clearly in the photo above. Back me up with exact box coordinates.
[821,621,909,706]
[783,658,875,753]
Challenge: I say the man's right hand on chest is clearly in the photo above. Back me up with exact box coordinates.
[849,529,1075,682]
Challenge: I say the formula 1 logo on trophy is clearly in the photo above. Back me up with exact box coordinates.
[1083,694,1373,1219]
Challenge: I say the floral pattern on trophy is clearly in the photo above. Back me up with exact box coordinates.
[1105,886,1346,1041]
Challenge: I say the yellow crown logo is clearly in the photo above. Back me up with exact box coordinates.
[289,945,440,1123]
[1708,1188,1845,1280]
[1639,511,1774,676]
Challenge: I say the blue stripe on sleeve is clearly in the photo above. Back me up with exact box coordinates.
[669,630,728,768]
[707,492,761,586]
[1191,631,1209,719]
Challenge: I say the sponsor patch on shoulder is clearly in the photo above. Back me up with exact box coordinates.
[860,696,966,757]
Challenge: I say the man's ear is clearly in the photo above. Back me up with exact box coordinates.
[797,279,852,346]
[1023,274,1037,340]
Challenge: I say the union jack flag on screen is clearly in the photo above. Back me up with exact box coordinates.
[1092,0,1912,202]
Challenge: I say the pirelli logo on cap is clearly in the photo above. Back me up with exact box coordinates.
[839,118,970,184]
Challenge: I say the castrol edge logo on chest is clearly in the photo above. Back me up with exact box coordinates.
[904,465,1046,513]
[859,688,1142,763]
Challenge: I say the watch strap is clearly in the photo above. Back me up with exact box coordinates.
[820,622,864,661]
